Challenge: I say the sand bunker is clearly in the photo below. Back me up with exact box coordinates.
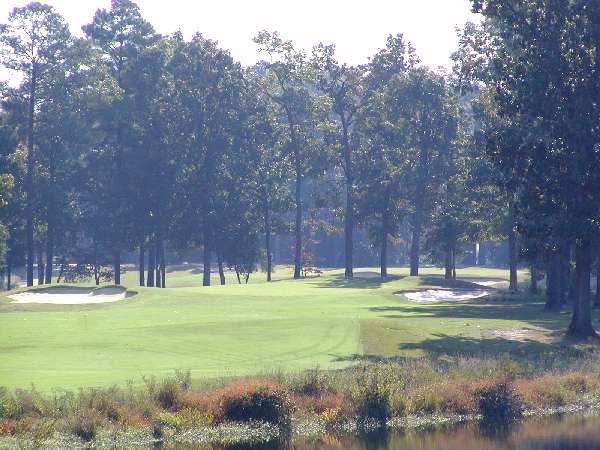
[8,287,127,304]
[460,277,506,287]
[399,289,492,303]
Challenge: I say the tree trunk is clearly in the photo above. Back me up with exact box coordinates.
[265,204,272,282]
[452,248,457,280]
[139,239,145,286]
[595,265,600,309]
[147,242,155,287]
[36,242,44,286]
[475,242,480,266]
[217,248,225,285]
[203,233,211,286]
[93,241,99,286]
[155,238,162,288]
[235,266,241,284]
[380,210,389,278]
[508,227,518,291]
[342,121,353,279]
[545,249,562,311]
[293,169,302,280]
[45,226,53,284]
[114,250,121,285]
[409,204,423,276]
[567,239,597,338]
[529,266,538,294]
[6,254,11,291]
[160,241,166,288]
[25,62,37,287]
[445,247,453,280]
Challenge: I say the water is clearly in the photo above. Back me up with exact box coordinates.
[171,413,600,450]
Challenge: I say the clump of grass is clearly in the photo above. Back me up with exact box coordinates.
[476,381,523,425]
[67,408,104,441]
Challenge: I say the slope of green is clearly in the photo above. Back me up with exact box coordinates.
[0,266,583,391]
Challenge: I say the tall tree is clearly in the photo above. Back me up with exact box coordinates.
[312,44,364,278]
[83,0,156,285]
[254,31,330,279]
[0,2,71,286]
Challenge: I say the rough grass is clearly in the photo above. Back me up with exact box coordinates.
[3,356,600,447]
[0,265,591,391]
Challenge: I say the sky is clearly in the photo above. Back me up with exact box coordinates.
[1,0,479,83]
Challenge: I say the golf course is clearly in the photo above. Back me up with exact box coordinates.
[0,265,580,391]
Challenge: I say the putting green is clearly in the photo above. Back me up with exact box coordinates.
[0,266,581,391]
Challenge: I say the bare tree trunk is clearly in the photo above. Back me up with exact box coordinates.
[217,248,225,285]
[445,247,453,280]
[293,168,302,280]
[36,242,44,286]
[114,251,121,285]
[147,242,155,287]
[203,233,211,286]
[139,239,145,286]
[567,239,597,338]
[530,266,538,294]
[545,248,561,310]
[45,226,53,284]
[93,241,99,285]
[160,239,166,288]
[409,204,423,277]
[265,205,272,282]
[380,209,389,278]
[25,63,37,287]
[6,253,11,291]
[508,225,518,291]
[155,238,162,288]
[452,248,457,280]
[342,121,353,279]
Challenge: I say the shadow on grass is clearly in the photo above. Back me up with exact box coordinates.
[315,273,404,289]
[369,296,564,328]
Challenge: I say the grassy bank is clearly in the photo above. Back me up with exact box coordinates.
[0,266,585,391]
[3,354,600,448]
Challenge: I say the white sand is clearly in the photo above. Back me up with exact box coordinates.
[399,289,492,303]
[8,287,127,304]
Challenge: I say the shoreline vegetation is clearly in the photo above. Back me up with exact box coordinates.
[4,353,600,449]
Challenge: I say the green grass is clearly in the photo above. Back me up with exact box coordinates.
[0,265,588,391]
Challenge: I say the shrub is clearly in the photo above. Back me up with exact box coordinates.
[408,386,440,415]
[476,382,523,425]
[350,365,392,423]
[214,381,292,428]
[68,408,104,441]
[0,418,16,435]
[152,412,180,439]
[175,407,213,428]
[156,378,181,410]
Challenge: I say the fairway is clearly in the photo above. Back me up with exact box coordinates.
[0,266,584,391]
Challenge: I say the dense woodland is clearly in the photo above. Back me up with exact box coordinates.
[1,1,600,337]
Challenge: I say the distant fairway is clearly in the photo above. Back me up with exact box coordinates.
[0,266,583,391]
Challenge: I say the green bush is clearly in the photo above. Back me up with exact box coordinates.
[156,379,180,410]
[216,382,292,428]
[152,412,180,439]
[477,382,523,425]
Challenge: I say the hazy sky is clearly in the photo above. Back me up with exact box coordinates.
[1,0,479,83]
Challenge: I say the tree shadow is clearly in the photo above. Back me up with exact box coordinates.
[314,273,404,289]
[368,296,569,332]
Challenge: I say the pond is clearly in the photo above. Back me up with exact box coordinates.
[166,412,600,450]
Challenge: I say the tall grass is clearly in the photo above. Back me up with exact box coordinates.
[4,351,600,445]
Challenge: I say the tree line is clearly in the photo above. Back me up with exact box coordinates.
[1,0,600,337]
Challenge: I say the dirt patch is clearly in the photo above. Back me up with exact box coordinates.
[488,328,533,341]
[353,271,382,279]
[397,289,492,303]
[8,286,128,305]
